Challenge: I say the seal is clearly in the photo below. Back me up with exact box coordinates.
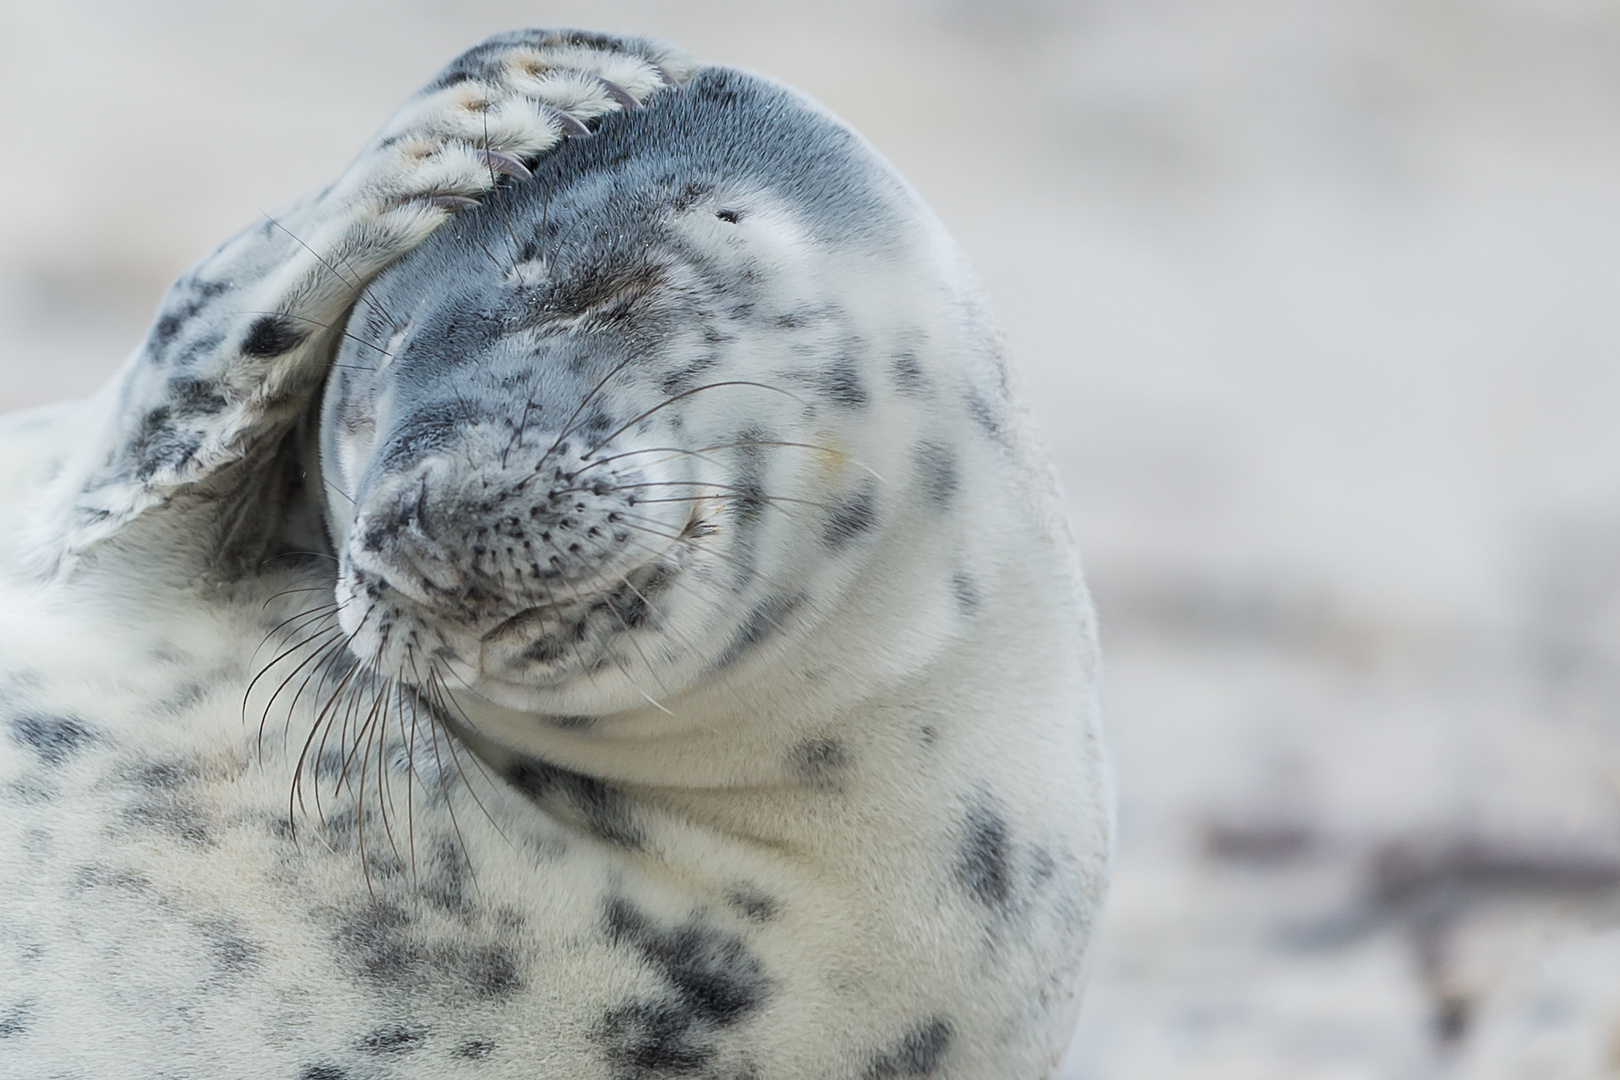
[0,29,1111,1079]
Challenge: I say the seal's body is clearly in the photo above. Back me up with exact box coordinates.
[0,31,1110,1079]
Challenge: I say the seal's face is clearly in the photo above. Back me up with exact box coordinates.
[319,70,930,716]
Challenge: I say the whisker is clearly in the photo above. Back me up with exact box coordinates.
[251,601,339,665]
[246,621,341,749]
[260,585,337,611]
[571,478,829,511]
[537,352,644,468]
[571,438,878,481]
[583,382,808,460]
[290,634,359,828]
[418,671,481,894]
[538,537,677,714]
[260,213,403,334]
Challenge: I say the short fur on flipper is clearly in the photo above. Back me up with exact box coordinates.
[0,29,1110,1079]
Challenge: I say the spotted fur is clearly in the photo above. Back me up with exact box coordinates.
[0,28,1110,1079]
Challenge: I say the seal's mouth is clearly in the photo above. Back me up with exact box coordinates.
[480,604,553,643]
[332,491,707,706]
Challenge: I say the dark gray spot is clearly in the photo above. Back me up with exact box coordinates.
[912,442,958,509]
[964,388,1009,447]
[197,917,260,975]
[0,1001,33,1039]
[145,276,231,351]
[424,837,472,916]
[73,864,151,893]
[1203,821,1315,866]
[772,307,825,330]
[123,780,212,846]
[789,737,849,791]
[1030,846,1057,888]
[135,761,192,789]
[726,889,779,923]
[950,571,980,616]
[823,485,877,550]
[717,593,804,668]
[814,356,868,408]
[362,1024,428,1054]
[956,799,1013,911]
[299,1066,349,1080]
[335,903,523,999]
[891,351,927,394]
[167,375,229,416]
[596,1003,710,1075]
[549,714,595,731]
[241,313,306,357]
[594,898,770,1076]
[509,759,644,849]
[658,353,723,396]
[336,903,417,987]
[455,1037,495,1059]
[128,404,203,480]
[462,948,522,999]
[4,775,57,805]
[8,714,92,766]
[521,634,569,665]
[866,1017,954,1078]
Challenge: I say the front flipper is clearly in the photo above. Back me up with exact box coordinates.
[25,29,691,577]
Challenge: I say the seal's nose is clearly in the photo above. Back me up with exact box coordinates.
[350,471,469,611]
[344,443,664,632]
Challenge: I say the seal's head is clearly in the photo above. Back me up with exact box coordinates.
[320,68,997,718]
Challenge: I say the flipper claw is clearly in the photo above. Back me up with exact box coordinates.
[476,148,534,181]
[546,106,591,137]
[596,78,640,110]
[426,194,482,212]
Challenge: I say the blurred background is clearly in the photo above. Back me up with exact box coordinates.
[4,0,1620,1075]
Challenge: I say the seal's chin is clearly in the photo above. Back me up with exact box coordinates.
[333,542,693,718]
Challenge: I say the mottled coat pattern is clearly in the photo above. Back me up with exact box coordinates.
[0,29,1111,1079]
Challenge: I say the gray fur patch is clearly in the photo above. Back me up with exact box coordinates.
[726,888,779,923]
[956,798,1013,912]
[197,917,261,976]
[0,1001,34,1039]
[950,571,980,616]
[890,350,927,395]
[865,1017,954,1078]
[334,902,523,999]
[717,593,804,668]
[595,897,770,1076]
[241,314,306,357]
[299,1065,349,1080]
[509,758,644,849]
[455,1037,496,1059]
[812,355,868,408]
[361,1024,428,1054]
[7,713,93,766]
[823,485,877,550]
[964,387,1009,447]
[789,737,849,791]
[912,441,958,510]
[123,762,212,845]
